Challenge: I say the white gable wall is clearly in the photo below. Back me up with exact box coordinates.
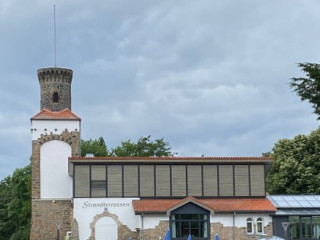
[31,119,80,140]
[40,140,72,199]
[211,213,272,227]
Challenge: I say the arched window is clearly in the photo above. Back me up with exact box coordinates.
[247,218,253,234]
[53,92,59,103]
[257,218,264,234]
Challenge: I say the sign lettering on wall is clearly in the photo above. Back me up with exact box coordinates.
[82,201,130,209]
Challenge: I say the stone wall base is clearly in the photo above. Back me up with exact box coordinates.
[30,199,73,240]
[140,221,272,240]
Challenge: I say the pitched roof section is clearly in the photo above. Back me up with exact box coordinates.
[31,108,81,120]
[69,156,273,163]
[166,196,214,215]
[132,197,276,214]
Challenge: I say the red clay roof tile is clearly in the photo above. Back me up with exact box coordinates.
[31,108,81,120]
[69,156,273,162]
[132,197,276,214]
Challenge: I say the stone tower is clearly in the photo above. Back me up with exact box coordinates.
[30,67,81,240]
[38,67,73,111]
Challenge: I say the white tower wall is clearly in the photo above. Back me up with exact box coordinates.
[40,140,73,199]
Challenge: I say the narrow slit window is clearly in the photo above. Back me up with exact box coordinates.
[53,92,59,102]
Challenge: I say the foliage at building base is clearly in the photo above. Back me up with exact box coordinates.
[0,164,31,240]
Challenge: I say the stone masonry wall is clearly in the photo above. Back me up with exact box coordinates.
[211,222,273,240]
[30,200,72,240]
[31,131,80,199]
[31,131,80,240]
[38,67,73,111]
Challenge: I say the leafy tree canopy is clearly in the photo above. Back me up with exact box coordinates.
[266,128,320,194]
[0,164,31,240]
[81,135,174,157]
[81,137,108,157]
[110,135,174,157]
[290,63,320,119]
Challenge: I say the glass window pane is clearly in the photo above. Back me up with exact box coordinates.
[91,180,106,197]
[190,221,199,237]
[289,216,300,240]
[257,218,263,234]
[247,218,253,234]
[313,216,320,239]
[200,220,208,238]
[172,214,209,239]
[301,217,311,239]
[181,222,189,238]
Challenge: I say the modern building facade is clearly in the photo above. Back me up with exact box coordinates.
[30,66,276,240]
[268,195,320,240]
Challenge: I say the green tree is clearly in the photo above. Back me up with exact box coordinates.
[0,164,31,240]
[81,135,174,157]
[0,176,15,240]
[110,135,174,157]
[81,137,108,157]
[266,128,320,194]
[290,63,320,119]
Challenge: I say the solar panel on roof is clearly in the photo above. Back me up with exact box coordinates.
[272,196,284,200]
[297,200,312,208]
[286,196,295,201]
[293,196,305,200]
[313,196,320,202]
[269,195,320,209]
[288,201,302,207]
[303,196,317,200]
[275,200,291,208]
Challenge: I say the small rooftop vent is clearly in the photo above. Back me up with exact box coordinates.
[85,153,95,157]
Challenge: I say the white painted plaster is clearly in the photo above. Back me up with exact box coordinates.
[95,217,118,240]
[211,213,272,235]
[74,198,139,240]
[31,119,80,140]
[40,140,72,199]
[142,214,169,230]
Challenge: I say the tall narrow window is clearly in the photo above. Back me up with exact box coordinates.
[53,92,59,102]
[289,216,300,240]
[247,218,253,234]
[301,217,312,239]
[312,216,320,239]
[257,218,263,234]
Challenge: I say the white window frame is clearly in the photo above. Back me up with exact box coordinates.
[256,217,264,234]
[247,217,254,235]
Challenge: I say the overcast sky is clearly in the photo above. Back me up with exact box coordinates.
[0,0,319,180]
